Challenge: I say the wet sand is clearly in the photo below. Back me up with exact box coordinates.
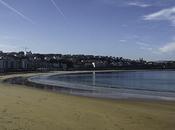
[0,72,175,130]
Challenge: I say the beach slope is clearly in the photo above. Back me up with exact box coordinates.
[0,73,175,130]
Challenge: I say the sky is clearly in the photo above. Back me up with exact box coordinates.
[0,0,175,61]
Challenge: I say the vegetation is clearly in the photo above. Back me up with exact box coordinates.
[0,51,175,72]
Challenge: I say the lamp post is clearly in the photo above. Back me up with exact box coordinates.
[92,62,96,86]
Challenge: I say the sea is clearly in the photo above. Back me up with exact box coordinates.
[29,70,175,100]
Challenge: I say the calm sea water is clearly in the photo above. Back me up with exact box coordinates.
[49,71,175,93]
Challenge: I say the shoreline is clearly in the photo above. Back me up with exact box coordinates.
[0,72,175,130]
[3,70,175,101]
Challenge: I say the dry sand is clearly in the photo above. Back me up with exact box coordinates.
[0,72,175,130]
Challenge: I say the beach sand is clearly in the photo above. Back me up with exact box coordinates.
[0,73,175,130]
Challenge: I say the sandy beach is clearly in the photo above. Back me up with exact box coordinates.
[0,72,175,130]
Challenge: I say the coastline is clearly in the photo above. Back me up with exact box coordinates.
[9,70,175,101]
[0,71,175,130]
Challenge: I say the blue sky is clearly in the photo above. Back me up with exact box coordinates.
[0,0,175,60]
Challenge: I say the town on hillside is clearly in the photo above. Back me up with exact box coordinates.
[0,51,175,72]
